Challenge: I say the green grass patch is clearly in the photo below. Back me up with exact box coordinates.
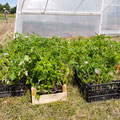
[0,14,15,19]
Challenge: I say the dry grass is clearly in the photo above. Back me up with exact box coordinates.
[0,17,15,44]
[0,81,120,120]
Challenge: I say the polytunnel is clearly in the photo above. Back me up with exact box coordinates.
[15,0,120,37]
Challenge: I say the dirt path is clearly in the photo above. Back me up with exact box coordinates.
[0,18,15,44]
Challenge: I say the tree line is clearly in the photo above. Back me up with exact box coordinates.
[0,3,16,14]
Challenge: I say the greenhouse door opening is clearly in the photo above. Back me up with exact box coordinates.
[15,0,120,37]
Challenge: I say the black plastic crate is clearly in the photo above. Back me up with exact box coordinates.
[74,69,120,102]
[0,78,28,98]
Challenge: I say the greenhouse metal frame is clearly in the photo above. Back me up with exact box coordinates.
[15,0,120,37]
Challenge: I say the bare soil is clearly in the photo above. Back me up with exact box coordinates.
[0,18,15,44]
[111,36,120,42]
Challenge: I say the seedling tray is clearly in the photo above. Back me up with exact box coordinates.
[0,79,28,98]
[74,69,120,102]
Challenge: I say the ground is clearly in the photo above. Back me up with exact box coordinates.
[1,83,120,120]
[0,14,15,44]
[1,14,120,120]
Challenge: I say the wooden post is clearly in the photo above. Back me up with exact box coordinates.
[62,84,67,92]
[117,65,120,75]
[31,87,37,96]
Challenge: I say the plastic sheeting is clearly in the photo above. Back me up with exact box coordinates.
[102,0,120,34]
[77,0,102,12]
[22,14,100,37]
[15,0,120,36]
[23,0,102,13]
[23,0,47,12]
[46,0,82,12]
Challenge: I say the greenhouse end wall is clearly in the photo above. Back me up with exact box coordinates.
[15,0,120,37]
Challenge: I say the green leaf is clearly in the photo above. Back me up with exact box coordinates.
[10,72,16,81]
[35,94,40,101]
[25,71,28,76]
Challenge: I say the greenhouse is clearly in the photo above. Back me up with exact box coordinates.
[15,0,120,37]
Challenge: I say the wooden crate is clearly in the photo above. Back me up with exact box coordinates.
[31,84,67,105]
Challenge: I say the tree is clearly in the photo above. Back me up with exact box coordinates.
[10,6,16,14]
[0,4,3,12]
[0,3,16,14]
[3,3,10,11]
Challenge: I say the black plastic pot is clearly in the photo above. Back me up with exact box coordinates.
[74,69,120,102]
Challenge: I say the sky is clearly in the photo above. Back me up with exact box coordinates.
[0,0,17,7]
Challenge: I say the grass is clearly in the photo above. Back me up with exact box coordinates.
[0,78,120,120]
[0,14,15,20]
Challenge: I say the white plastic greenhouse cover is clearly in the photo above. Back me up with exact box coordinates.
[15,0,120,37]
